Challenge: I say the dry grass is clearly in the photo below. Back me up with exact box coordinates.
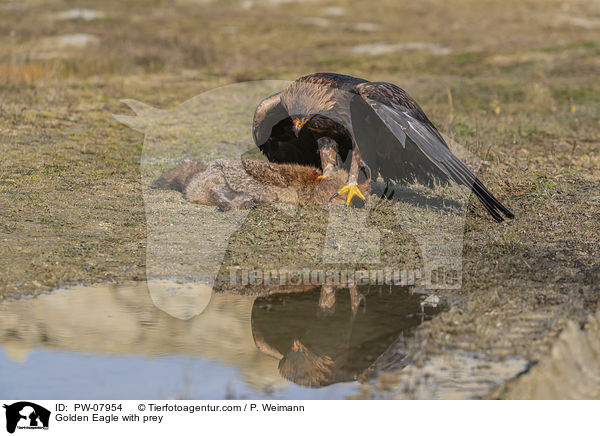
[0,0,598,398]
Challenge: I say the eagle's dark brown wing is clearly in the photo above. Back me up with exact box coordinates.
[354,81,514,222]
[252,92,287,147]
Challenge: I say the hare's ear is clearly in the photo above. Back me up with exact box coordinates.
[241,159,287,187]
[113,99,161,133]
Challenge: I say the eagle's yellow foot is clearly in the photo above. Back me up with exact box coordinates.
[330,183,366,206]
[317,174,332,180]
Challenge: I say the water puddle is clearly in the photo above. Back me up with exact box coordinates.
[0,282,443,399]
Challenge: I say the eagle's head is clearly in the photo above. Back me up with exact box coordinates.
[281,80,337,137]
[278,339,337,387]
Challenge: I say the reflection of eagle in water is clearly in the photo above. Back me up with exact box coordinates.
[253,72,514,221]
[251,286,439,388]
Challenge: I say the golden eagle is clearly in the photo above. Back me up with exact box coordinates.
[253,72,514,222]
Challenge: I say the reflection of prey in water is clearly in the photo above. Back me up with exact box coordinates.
[251,285,443,388]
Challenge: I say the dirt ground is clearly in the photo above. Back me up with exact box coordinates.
[0,0,598,398]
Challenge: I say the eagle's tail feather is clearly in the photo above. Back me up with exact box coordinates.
[441,157,514,222]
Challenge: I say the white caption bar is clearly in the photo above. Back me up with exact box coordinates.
[0,400,596,436]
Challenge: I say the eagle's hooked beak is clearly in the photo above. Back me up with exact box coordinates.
[291,339,306,352]
[292,115,310,137]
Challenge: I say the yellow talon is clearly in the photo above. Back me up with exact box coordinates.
[317,174,332,180]
[331,183,366,206]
